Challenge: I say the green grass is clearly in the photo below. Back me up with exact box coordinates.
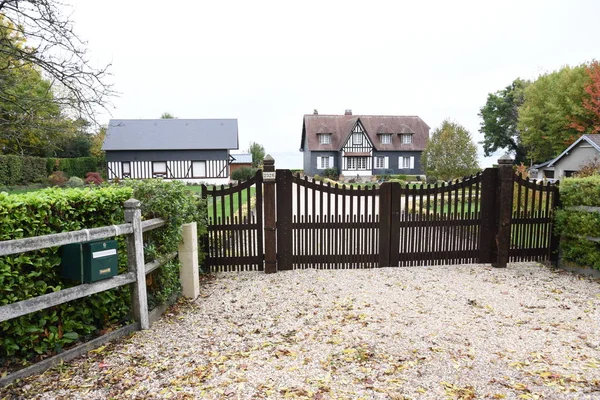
[0,184,49,194]
[206,187,256,222]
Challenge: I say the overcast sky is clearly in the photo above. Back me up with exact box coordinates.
[70,0,599,168]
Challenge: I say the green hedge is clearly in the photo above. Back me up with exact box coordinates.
[0,155,105,186]
[554,175,600,270]
[0,180,207,366]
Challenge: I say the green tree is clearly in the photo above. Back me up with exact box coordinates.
[518,64,593,162]
[0,15,88,156]
[160,112,176,119]
[0,1,114,123]
[248,142,265,168]
[479,78,530,164]
[421,119,480,181]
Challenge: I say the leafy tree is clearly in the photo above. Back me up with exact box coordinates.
[0,15,90,156]
[89,126,107,158]
[571,60,600,134]
[0,1,114,123]
[518,64,593,162]
[479,78,530,164]
[248,142,265,168]
[421,119,480,181]
[161,112,176,119]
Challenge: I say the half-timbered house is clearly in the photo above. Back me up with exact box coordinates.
[102,119,238,184]
[300,110,429,177]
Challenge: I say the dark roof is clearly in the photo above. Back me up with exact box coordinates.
[300,114,429,152]
[102,119,239,151]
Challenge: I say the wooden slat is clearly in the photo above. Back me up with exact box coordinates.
[0,273,136,323]
[0,223,133,256]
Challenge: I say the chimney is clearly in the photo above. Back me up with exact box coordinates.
[313,109,318,115]
[344,109,352,115]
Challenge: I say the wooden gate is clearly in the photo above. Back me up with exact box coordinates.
[510,174,560,262]
[201,157,560,272]
[381,173,484,267]
[201,171,263,271]
[276,170,380,269]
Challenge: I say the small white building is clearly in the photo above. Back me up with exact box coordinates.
[529,134,600,181]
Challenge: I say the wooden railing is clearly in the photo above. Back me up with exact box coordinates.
[0,198,186,386]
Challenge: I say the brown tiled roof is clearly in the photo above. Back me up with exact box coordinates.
[301,114,429,152]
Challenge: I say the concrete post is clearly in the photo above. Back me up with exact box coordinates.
[124,199,149,330]
[493,154,514,268]
[178,222,200,299]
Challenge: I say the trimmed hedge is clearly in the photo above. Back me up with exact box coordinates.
[554,175,600,271]
[0,180,207,367]
[0,155,105,186]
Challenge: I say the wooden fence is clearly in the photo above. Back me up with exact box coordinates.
[0,199,195,386]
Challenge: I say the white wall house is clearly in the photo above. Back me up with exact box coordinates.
[529,134,600,181]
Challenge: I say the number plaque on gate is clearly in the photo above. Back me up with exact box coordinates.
[263,171,276,181]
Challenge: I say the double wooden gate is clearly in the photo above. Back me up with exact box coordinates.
[202,160,559,272]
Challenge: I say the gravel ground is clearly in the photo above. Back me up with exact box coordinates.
[3,262,600,399]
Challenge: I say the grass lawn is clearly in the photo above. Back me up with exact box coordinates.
[206,187,256,222]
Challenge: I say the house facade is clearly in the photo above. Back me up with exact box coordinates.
[102,119,238,185]
[529,134,600,181]
[229,153,253,174]
[300,110,429,177]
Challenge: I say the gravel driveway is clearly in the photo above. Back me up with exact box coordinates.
[4,263,600,399]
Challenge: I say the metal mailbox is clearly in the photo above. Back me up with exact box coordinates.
[60,240,118,283]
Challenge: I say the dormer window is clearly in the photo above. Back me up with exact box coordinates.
[380,134,392,144]
[352,133,362,145]
[319,134,331,145]
[401,134,412,144]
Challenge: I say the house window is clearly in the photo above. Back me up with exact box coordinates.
[320,157,330,169]
[317,156,333,169]
[319,134,331,145]
[544,170,554,179]
[346,157,368,170]
[347,157,356,170]
[122,162,131,177]
[399,156,415,169]
[357,157,367,170]
[401,134,412,144]
[380,134,391,144]
[352,133,363,145]
[192,161,206,178]
[153,161,167,177]
[375,156,385,169]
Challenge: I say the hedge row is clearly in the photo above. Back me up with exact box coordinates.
[554,175,600,270]
[0,180,207,367]
[0,155,105,186]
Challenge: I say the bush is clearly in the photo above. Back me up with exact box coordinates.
[555,175,600,271]
[64,177,85,188]
[0,180,207,365]
[85,172,104,185]
[231,167,257,181]
[0,155,104,186]
[48,171,68,186]
[323,167,339,180]
[313,174,323,182]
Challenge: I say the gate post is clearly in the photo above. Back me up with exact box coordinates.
[276,169,293,270]
[263,155,277,273]
[492,154,514,268]
[379,182,400,267]
[548,183,561,265]
[124,199,149,330]
[478,168,497,263]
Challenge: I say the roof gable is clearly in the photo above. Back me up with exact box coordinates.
[102,119,239,151]
[548,134,600,167]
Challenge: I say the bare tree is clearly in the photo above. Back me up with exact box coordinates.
[0,0,115,124]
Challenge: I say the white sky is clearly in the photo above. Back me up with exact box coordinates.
[69,0,599,169]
